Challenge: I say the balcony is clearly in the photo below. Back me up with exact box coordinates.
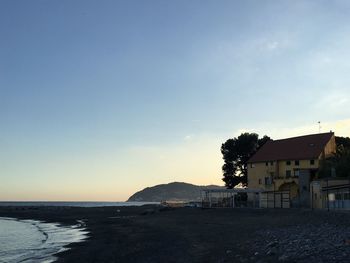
[274,175,299,180]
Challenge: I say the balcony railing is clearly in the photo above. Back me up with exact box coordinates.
[274,175,299,179]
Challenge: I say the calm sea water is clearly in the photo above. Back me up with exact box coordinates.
[0,201,159,207]
[0,217,88,263]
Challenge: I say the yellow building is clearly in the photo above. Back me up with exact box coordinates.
[247,132,336,207]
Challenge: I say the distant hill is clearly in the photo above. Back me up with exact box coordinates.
[127,182,224,202]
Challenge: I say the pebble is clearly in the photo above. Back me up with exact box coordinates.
[266,247,278,256]
[250,221,350,262]
[266,241,278,248]
[278,254,289,261]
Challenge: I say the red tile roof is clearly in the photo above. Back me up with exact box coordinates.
[248,132,334,163]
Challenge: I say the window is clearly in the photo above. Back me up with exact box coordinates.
[344,193,350,200]
[310,159,315,165]
[265,162,268,166]
[335,193,342,200]
[259,179,262,185]
[294,169,300,177]
[264,177,272,185]
[250,163,255,168]
[270,161,273,166]
[295,160,300,166]
[286,170,291,178]
[286,160,291,165]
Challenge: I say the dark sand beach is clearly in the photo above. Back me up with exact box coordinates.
[1,206,350,263]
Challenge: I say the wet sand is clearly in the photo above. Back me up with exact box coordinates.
[0,206,349,262]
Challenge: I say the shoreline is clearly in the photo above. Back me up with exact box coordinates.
[0,216,88,263]
[1,206,350,262]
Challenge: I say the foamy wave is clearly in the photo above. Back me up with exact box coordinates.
[0,217,88,263]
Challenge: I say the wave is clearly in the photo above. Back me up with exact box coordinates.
[0,217,88,263]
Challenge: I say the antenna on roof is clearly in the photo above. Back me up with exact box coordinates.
[318,121,321,133]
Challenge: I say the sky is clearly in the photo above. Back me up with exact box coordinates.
[1,0,350,201]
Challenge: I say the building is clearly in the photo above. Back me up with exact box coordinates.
[247,132,336,207]
[311,178,350,210]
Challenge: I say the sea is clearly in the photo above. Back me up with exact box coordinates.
[0,202,159,262]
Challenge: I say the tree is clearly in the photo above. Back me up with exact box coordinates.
[319,136,350,178]
[319,145,350,178]
[318,137,350,178]
[334,146,350,178]
[221,133,271,188]
[336,136,350,149]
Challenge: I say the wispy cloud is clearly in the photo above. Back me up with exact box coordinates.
[184,134,193,141]
[252,118,350,139]
[309,89,350,119]
[266,41,279,50]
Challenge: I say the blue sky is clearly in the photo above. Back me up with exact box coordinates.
[1,1,350,201]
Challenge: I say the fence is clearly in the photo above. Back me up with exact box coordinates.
[201,189,290,209]
[322,183,350,210]
[259,191,290,208]
[201,189,261,208]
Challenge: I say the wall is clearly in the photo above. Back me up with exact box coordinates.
[247,162,275,191]
[248,159,318,191]
[323,134,336,158]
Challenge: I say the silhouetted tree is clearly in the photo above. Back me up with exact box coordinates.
[221,133,271,188]
[333,146,350,177]
[336,136,350,149]
[319,136,350,178]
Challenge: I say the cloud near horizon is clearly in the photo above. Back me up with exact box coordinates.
[0,118,348,202]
